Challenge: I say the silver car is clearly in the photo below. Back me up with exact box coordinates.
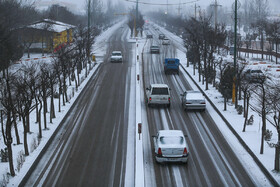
[162,38,170,45]
[181,90,206,111]
[153,130,189,163]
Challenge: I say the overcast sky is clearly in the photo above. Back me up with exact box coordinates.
[36,0,280,15]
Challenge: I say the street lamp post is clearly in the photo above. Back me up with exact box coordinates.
[233,0,238,108]
[0,103,3,132]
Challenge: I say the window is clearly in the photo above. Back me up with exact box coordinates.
[152,88,168,95]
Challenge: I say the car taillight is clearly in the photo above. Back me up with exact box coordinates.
[186,102,191,104]
[149,97,152,101]
[200,102,206,104]
[158,148,162,156]
[183,147,188,156]
[168,97,170,102]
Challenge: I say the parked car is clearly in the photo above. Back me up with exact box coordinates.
[110,51,123,62]
[146,84,171,107]
[147,34,153,38]
[159,34,165,39]
[150,45,160,54]
[152,130,189,163]
[162,38,170,45]
[243,69,266,83]
[181,90,206,111]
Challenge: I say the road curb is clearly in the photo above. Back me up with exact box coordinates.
[180,64,280,187]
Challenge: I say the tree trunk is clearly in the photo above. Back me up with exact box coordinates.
[22,115,29,156]
[275,147,279,171]
[260,112,266,154]
[35,98,39,123]
[276,42,278,64]
[12,111,20,144]
[243,96,249,132]
[7,142,15,176]
[224,97,227,111]
[26,113,30,133]
[38,100,42,138]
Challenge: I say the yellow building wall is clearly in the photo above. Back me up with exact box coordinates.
[53,29,73,49]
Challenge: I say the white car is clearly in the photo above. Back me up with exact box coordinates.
[146,84,171,107]
[243,69,266,83]
[162,38,170,45]
[153,130,189,163]
[110,51,123,62]
[181,90,206,111]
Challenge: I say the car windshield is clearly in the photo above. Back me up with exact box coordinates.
[160,136,183,144]
[112,52,121,56]
[186,93,204,100]
[251,70,262,73]
[152,88,169,95]
[167,60,175,64]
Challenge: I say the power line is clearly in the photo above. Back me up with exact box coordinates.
[124,0,199,6]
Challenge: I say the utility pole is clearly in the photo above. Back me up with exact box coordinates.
[233,0,238,107]
[194,3,200,20]
[87,0,91,73]
[136,0,138,37]
[176,0,182,17]
[210,0,221,30]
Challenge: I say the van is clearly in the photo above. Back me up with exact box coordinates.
[146,84,171,107]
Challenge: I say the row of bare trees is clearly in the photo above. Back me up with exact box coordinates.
[0,0,99,178]
[0,25,96,177]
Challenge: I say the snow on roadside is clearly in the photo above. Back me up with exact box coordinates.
[152,23,280,184]
[0,19,127,186]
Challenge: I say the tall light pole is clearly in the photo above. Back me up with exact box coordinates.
[233,0,238,107]
[136,0,138,37]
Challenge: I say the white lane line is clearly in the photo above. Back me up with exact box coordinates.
[173,166,185,187]
[109,118,122,187]
[177,112,210,186]
[189,113,230,187]
[197,113,242,187]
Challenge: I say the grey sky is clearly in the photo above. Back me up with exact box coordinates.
[36,0,280,15]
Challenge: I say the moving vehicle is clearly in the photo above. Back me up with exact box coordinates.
[243,69,266,83]
[162,38,170,45]
[164,58,180,75]
[147,34,153,38]
[146,84,171,107]
[152,130,189,163]
[150,45,160,54]
[181,90,206,111]
[110,51,123,63]
[159,34,165,39]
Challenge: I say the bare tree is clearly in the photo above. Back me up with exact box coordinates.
[14,64,38,156]
[255,80,271,154]
[267,82,280,171]
[266,21,280,64]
